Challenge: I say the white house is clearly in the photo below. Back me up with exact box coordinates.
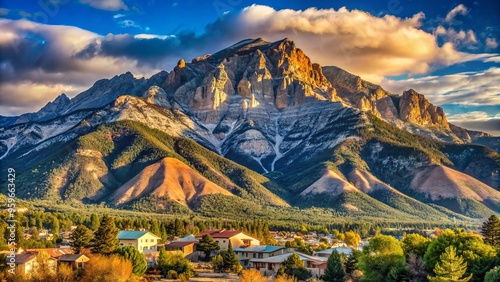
[118,231,161,253]
[233,245,292,267]
[196,229,260,249]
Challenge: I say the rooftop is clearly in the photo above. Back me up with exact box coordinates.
[118,230,161,240]
[165,241,196,248]
[58,254,89,262]
[233,245,285,253]
[316,247,353,255]
[250,252,327,264]
[197,229,244,239]
[25,248,74,258]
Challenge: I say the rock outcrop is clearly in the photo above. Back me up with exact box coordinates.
[399,89,449,128]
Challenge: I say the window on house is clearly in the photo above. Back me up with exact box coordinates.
[143,246,148,250]
[77,262,84,269]
[223,240,226,243]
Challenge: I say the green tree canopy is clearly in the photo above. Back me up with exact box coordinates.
[197,234,220,261]
[158,249,194,279]
[427,245,472,282]
[359,234,405,282]
[423,229,497,282]
[278,253,311,281]
[91,215,119,255]
[401,233,431,258]
[219,241,242,273]
[69,224,93,254]
[484,266,500,282]
[117,245,148,277]
[481,215,500,249]
[324,250,346,282]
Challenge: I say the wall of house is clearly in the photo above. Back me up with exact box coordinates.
[138,234,160,252]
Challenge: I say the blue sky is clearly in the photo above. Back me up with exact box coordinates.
[0,0,499,133]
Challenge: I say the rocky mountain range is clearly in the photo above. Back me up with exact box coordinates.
[1,38,498,221]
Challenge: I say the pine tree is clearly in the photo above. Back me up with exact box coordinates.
[197,234,220,261]
[92,215,119,255]
[481,215,500,249]
[427,246,472,282]
[117,245,148,276]
[89,214,100,231]
[70,225,93,254]
[324,250,346,282]
[222,241,241,273]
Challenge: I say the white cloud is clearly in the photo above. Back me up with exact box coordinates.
[486,38,498,49]
[80,0,128,11]
[113,13,126,19]
[219,5,492,82]
[382,67,500,106]
[0,19,160,115]
[445,4,468,23]
[447,112,500,136]
[1,6,498,116]
[118,19,140,28]
[434,26,479,49]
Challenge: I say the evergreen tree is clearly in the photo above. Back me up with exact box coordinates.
[117,245,148,276]
[150,220,161,237]
[324,250,346,282]
[427,246,472,282]
[51,216,60,235]
[173,218,186,237]
[345,249,362,275]
[89,214,100,231]
[485,266,500,282]
[278,253,311,281]
[481,215,500,249]
[92,215,119,255]
[70,225,94,254]
[197,234,220,261]
[221,241,241,273]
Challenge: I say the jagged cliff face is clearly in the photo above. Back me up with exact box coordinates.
[0,38,499,219]
[399,89,448,128]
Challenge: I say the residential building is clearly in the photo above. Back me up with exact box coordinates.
[249,252,327,277]
[10,253,57,276]
[233,245,292,267]
[118,230,161,253]
[197,229,260,249]
[58,254,90,270]
[25,248,74,258]
[315,247,353,257]
[164,241,197,260]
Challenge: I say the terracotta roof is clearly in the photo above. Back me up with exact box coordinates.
[165,241,195,248]
[197,229,244,239]
[25,248,74,258]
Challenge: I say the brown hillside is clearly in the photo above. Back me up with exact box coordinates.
[110,157,234,206]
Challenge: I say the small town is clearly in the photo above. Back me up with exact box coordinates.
[0,211,499,282]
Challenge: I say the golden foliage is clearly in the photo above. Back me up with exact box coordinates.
[275,274,297,282]
[240,269,267,282]
[81,254,132,282]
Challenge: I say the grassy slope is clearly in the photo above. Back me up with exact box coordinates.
[5,120,288,211]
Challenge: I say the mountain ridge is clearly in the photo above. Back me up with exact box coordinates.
[0,38,498,221]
